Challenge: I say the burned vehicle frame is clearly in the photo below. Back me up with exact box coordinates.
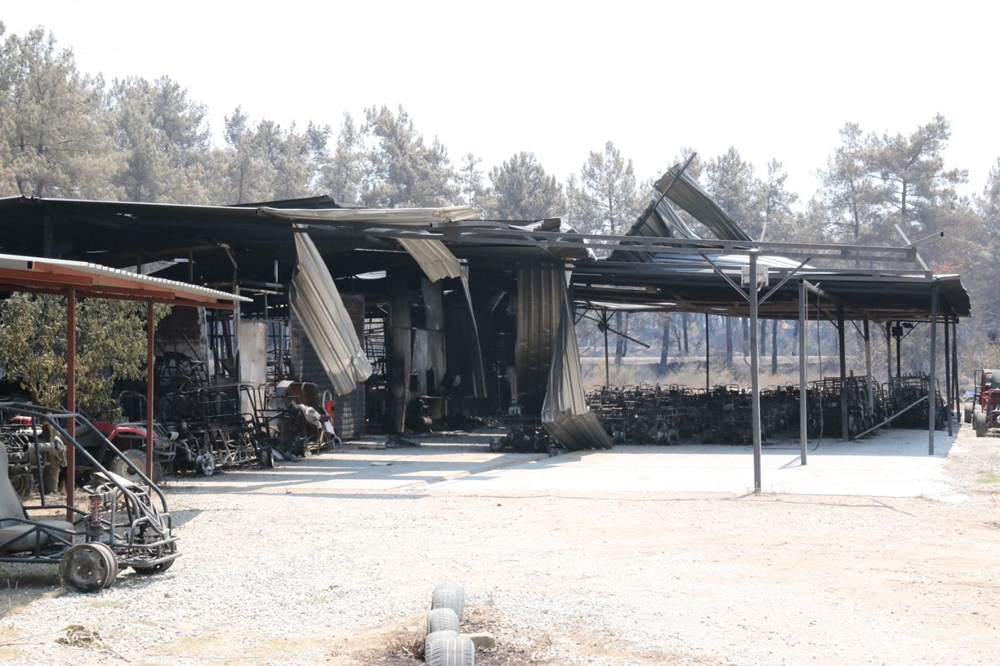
[0,403,178,592]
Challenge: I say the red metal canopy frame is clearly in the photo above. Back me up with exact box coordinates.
[0,254,248,518]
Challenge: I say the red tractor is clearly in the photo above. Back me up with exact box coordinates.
[972,369,1000,437]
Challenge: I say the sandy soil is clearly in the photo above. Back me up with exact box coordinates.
[1,423,999,665]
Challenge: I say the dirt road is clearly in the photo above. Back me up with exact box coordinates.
[1,425,998,665]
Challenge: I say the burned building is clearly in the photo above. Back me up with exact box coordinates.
[0,167,971,468]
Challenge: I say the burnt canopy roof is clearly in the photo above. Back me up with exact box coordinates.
[0,181,971,322]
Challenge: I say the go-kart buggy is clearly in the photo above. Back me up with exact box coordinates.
[0,402,178,592]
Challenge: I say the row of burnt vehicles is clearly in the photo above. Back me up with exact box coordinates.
[0,380,337,591]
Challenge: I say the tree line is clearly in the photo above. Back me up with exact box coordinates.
[2,25,999,380]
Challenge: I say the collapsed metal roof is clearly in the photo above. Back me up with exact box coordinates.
[0,169,971,322]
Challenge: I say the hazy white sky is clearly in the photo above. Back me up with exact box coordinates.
[4,0,998,202]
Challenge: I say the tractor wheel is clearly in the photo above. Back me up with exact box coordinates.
[974,410,987,437]
[110,449,163,484]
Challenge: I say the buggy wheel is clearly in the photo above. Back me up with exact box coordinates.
[975,411,987,437]
[12,473,33,499]
[431,583,465,622]
[60,543,117,592]
[131,540,177,575]
[90,542,119,589]
[196,451,216,476]
[258,446,274,469]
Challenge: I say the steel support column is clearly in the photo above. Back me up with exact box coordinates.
[864,317,874,417]
[65,289,76,521]
[705,313,710,393]
[798,279,807,465]
[749,253,762,492]
[886,321,893,388]
[387,273,412,435]
[929,284,939,454]
[944,314,952,436]
[952,319,960,414]
[602,308,610,388]
[146,301,155,479]
[838,304,848,440]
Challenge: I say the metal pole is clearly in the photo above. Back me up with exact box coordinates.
[838,304,848,440]
[146,301,155,479]
[799,280,807,465]
[929,285,939,455]
[952,319,960,415]
[232,270,241,385]
[705,313,710,393]
[896,320,902,378]
[749,253,762,492]
[864,317,874,417]
[603,309,610,388]
[886,321,893,408]
[65,289,76,522]
[944,315,952,436]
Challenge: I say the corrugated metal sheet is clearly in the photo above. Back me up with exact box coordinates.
[540,269,612,451]
[262,205,480,224]
[291,231,373,395]
[397,238,462,281]
[654,166,753,242]
[0,253,251,305]
[613,197,697,263]
[460,268,488,398]
[515,265,563,415]
[544,411,613,451]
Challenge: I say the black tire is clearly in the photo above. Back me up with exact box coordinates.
[975,411,987,437]
[197,451,216,476]
[258,446,274,469]
[427,607,460,634]
[60,543,116,593]
[12,473,33,499]
[110,449,163,484]
[425,635,475,666]
[431,583,465,621]
[91,542,120,589]
[132,540,178,575]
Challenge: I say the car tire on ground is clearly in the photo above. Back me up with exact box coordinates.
[974,410,987,437]
[427,607,460,634]
[431,583,465,622]
[425,634,475,666]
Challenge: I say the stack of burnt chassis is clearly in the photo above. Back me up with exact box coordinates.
[4,382,339,502]
[586,375,947,444]
[153,379,339,477]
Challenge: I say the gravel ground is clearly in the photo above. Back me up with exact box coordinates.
[1,424,999,665]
